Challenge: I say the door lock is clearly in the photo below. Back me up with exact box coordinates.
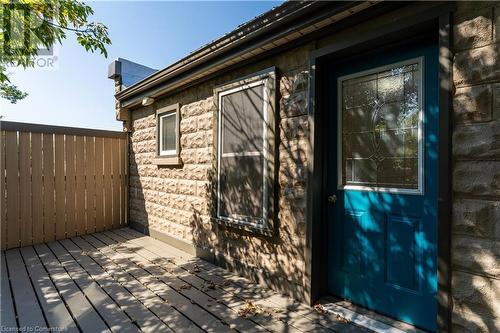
[328,194,337,204]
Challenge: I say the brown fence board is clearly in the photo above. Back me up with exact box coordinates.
[120,138,128,227]
[0,122,128,250]
[19,132,32,246]
[54,135,66,240]
[103,138,113,230]
[65,135,76,238]
[5,132,19,249]
[31,133,44,245]
[85,137,96,233]
[111,138,121,228]
[43,133,55,242]
[1,131,7,250]
[75,136,86,235]
[95,137,105,232]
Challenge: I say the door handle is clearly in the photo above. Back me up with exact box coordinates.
[328,194,337,204]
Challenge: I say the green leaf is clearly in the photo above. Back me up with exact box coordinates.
[0,82,28,104]
[0,0,111,103]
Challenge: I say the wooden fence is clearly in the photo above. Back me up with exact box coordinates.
[0,121,128,250]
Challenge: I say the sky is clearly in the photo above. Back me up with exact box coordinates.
[0,1,281,131]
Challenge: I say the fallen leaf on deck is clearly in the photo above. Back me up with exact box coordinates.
[313,304,326,314]
[201,281,216,291]
[336,314,352,324]
[237,302,264,317]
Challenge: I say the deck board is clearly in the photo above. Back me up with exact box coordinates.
[85,233,228,333]
[103,230,297,333]
[116,229,357,333]
[46,241,140,333]
[19,246,78,332]
[34,243,111,333]
[118,228,370,333]
[59,238,174,333]
[5,248,46,328]
[114,230,343,333]
[1,228,375,333]
[101,231,270,333]
[1,253,17,329]
[73,236,202,333]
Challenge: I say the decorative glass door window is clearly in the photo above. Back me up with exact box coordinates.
[337,58,423,193]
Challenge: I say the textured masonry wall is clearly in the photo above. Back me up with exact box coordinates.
[452,2,500,333]
[127,4,500,327]
[129,43,314,299]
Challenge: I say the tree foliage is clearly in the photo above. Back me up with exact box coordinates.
[0,0,111,103]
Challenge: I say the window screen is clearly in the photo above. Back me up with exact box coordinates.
[222,86,264,154]
[219,155,264,221]
[218,82,268,226]
[339,60,422,191]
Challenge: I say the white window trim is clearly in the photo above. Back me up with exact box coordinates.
[216,79,270,228]
[158,111,177,156]
[337,56,425,195]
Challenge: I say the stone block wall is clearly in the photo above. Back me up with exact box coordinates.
[128,44,314,300]
[452,2,500,332]
[125,3,500,328]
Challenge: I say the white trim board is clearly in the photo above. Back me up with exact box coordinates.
[320,301,428,333]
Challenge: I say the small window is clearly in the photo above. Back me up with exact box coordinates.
[154,103,181,166]
[159,112,176,155]
[214,68,276,235]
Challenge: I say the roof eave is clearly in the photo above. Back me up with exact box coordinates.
[116,1,377,108]
[115,1,321,101]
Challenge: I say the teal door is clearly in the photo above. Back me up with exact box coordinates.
[326,39,438,332]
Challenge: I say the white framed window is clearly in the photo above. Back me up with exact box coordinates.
[154,103,181,166]
[215,68,276,234]
[159,112,176,155]
[337,57,424,194]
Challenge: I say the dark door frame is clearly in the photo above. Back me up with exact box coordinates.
[305,5,453,333]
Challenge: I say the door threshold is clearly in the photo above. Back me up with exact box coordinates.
[318,296,429,333]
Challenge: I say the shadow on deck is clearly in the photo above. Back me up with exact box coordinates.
[0,228,370,333]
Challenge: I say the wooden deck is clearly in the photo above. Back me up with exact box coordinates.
[0,228,372,333]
